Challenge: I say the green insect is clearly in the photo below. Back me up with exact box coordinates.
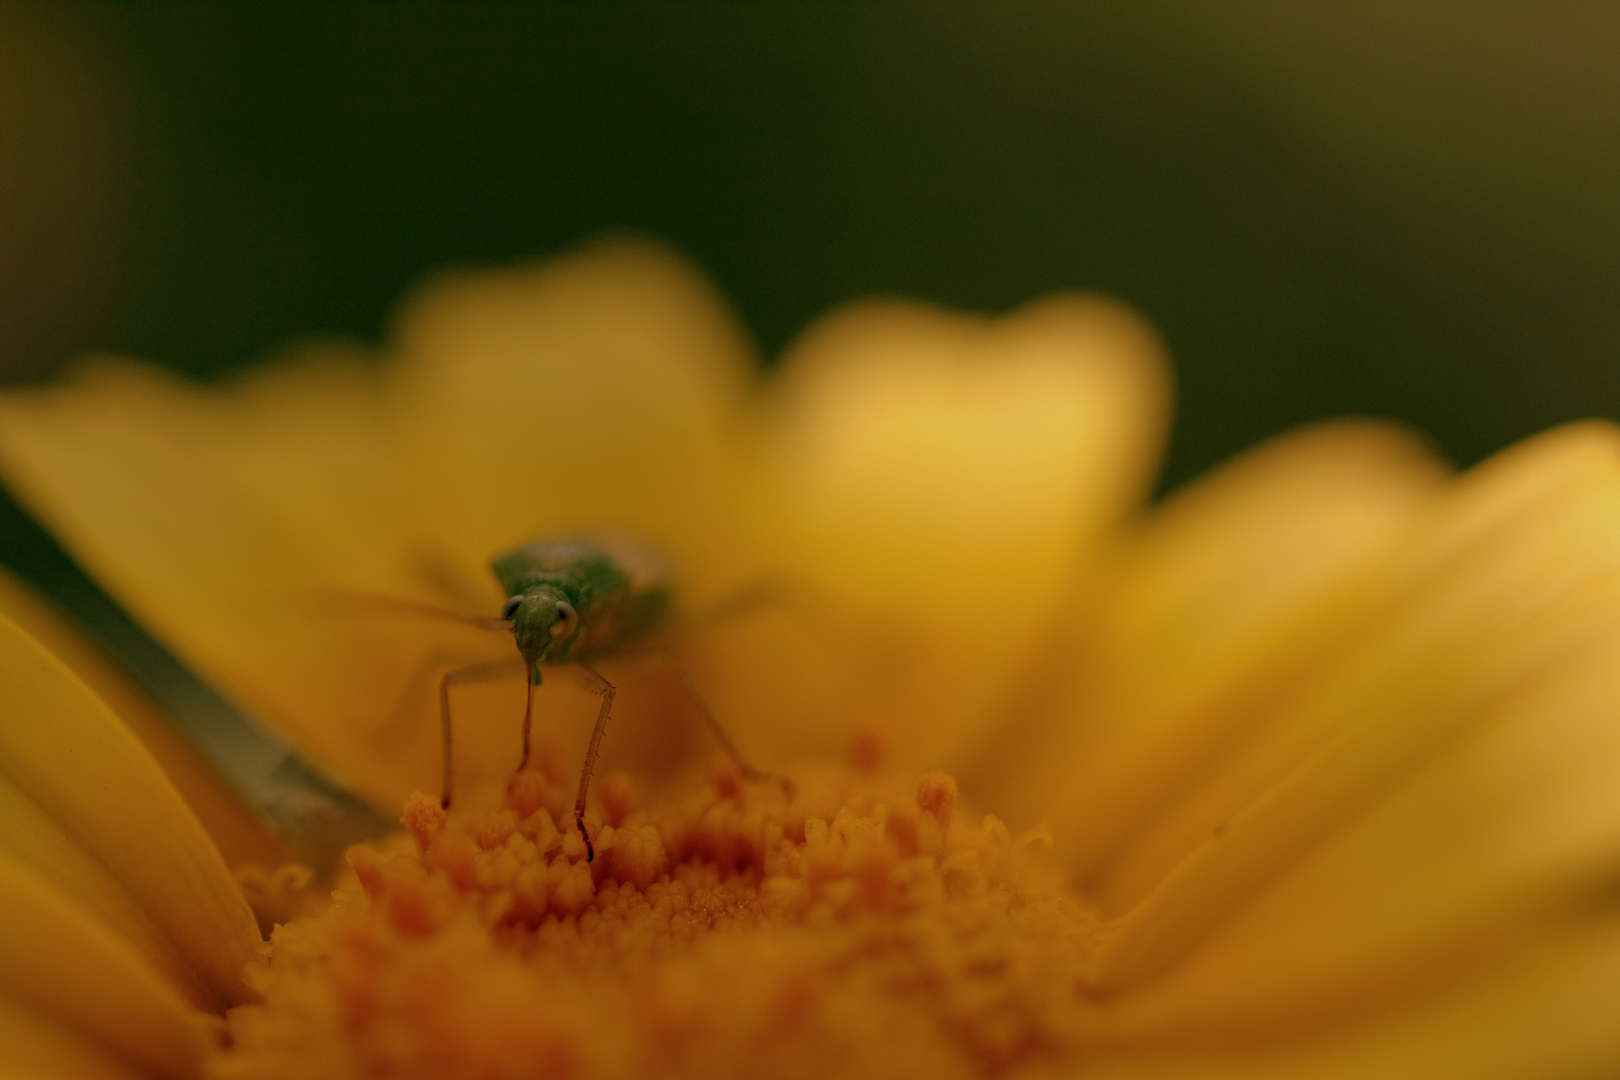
[426,536,765,861]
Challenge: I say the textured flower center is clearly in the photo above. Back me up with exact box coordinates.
[211,750,1099,1080]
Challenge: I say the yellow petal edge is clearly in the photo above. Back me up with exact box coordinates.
[0,612,261,1011]
[0,851,212,1080]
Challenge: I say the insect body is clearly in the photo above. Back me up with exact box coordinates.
[493,537,671,676]
[437,536,756,861]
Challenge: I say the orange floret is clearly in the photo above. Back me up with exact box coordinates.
[400,791,445,852]
[916,770,958,829]
[213,751,1096,1080]
[506,769,550,819]
[598,769,637,826]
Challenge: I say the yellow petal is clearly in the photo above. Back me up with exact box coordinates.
[0,566,282,869]
[0,613,260,1010]
[761,293,1170,763]
[767,293,1168,608]
[0,992,155,1080]
[0,349,425,804]
[1080,917,1620,1078]
[1088,650,1620,1042]
[1077,424,1620,1021]
[0,852,212,1080]
[388,237,760,590]
[1088,422,1451,901]
[0,242,766,807]
[964,421,1446,852]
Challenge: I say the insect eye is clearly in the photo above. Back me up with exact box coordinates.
[551,601,578,639]
[500,595,522,620]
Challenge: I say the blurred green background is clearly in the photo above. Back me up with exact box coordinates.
[8,3,1618,483]
[3,3,1617,638]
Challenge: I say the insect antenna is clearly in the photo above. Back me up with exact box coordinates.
[312,588,511,631]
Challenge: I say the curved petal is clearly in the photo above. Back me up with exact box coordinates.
[1078,917,1620,1079]
[0,852,211,1080]
[0,348,433,804]
[0,566,282,869]
[0,242,766,807]
[1059,424,1620,1071]
[759,293,1170,763]
[0,613,261,1010]
[1088,647,1620,1038]
[0,993,155,1080]
[961,421,1446,842]
[1090,422,1620,932]
[766,293,1168,608]
[388,238,760,592]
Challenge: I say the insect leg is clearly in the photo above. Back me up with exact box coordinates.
[678,577,793,634]
[646,650,794,795]
[569,662,616,862]
[438,656,524,809]
[373,645,470,751]
[408,546,506,617]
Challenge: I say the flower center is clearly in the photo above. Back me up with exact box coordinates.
[212,752,1099,1080]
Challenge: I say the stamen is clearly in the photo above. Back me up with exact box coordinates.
[215,760,1098,1080]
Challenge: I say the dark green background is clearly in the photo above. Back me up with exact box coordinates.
[4,3,1619,675]
[10,3,1619,488]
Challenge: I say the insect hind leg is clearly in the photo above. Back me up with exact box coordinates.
[642,649,794,797]
[438,655,524,809]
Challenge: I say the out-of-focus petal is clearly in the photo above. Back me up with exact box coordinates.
[0,349,428,804]
[388,238,759,592]
[1087,653,1620,1038]
[1060,425,1620,1068]
[0,242,769,807]
[1091,422,1620,932]
[1078,917,1620,1079]
[767,294,1168,605]
[759,294,1170,763]
[0,613,260,1010]
[0,566,281,868]
[0,852,211,1080]
[962,421,1446,842]
[0,993,155,1080]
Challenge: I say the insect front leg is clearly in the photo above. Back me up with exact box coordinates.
[438,656,524,809]
[570,662,616,862]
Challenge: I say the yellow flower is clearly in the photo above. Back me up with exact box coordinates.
[1,239,1618,1078]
